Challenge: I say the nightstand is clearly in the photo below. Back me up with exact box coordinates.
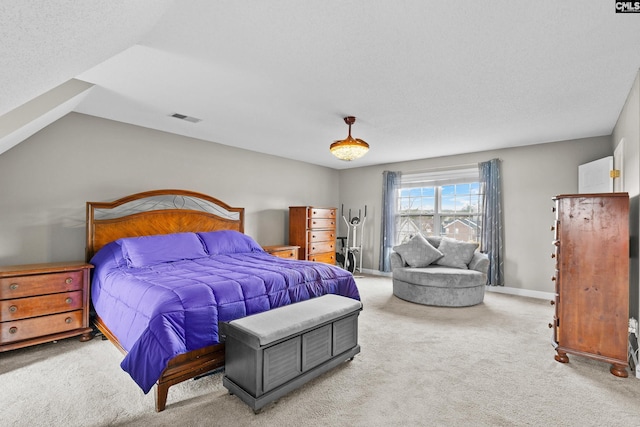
[0,261,93,352]
[262,245,300,260]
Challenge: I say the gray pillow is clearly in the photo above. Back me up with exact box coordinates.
[435,237,479,269]
[393,234,443,267]
[426,235,442,248]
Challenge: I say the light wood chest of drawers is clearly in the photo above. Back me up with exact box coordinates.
[0,261,93,352]
[289,206,337,264]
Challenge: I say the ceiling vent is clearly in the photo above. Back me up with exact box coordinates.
[170,113,202,123]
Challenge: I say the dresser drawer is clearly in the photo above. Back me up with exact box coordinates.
[0,290,83,322]
[309,208,336,219]
[307,218,336,229]
[308,241,335,255]
[0,270,83,299]
[308,230,335,243]
[309,252,336,264]
[1,310,84,343]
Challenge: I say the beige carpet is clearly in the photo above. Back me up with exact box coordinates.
[2,276,640,426]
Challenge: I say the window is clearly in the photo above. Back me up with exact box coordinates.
[396,168,482,244]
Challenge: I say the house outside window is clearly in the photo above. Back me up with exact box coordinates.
[396,167,482,244]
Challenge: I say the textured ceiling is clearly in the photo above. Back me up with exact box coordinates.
[3,1,640,169]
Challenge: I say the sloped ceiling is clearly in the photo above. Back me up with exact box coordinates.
[2,1,640,169]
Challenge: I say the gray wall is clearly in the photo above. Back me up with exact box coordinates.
[0,103,633,299]
[337,136,613,295]
[0,112,339,264]
[613,70,640,329]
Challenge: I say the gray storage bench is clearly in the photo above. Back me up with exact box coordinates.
[221,294,363,412]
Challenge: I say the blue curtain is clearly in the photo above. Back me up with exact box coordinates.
[379,171,401,272]
[479,159,504,286]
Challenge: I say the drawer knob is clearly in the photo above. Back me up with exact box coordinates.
[551,253,556,259]
[548,323,553,329]
[551,276,556,282]
[9,283,18,290]
[9,305,17,313]
[65,317,72,324]
[550,225,555,231]
[65,277,73,284]
[65,297,73,304]
[9,326,17,334]
[550,300,555,305]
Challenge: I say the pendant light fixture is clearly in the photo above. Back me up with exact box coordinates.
[330,116,369,161]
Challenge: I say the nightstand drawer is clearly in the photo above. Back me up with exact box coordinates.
[270,248,297,259]
[1,310,83,343]
[0,270,83,299]
[262,245,299,259]
[0,290,83,321]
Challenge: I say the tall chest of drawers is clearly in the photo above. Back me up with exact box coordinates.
[550,193,629,377]
[289,206,337,264]
[0,262,93,352]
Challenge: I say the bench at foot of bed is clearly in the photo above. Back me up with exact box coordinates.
[221,294,363,413]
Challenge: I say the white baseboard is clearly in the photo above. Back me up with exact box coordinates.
[485,285,554,301]
[361,268,391,277]
[362,269,554,301]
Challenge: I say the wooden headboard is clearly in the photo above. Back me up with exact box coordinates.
[86,189,244,261]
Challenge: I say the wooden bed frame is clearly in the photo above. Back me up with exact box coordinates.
[86,189,245,412]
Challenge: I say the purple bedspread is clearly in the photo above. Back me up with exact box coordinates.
[90,231,360,393]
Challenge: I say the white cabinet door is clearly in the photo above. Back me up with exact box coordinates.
[614,139,624,193]
[578,156,613,193]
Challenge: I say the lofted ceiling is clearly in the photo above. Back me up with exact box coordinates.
[2,1,640,169]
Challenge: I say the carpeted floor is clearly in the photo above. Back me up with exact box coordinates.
[2,276,640,426]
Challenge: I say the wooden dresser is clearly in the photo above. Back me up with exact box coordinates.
[0,261,93,352]
[289,206,337,264]
[550,193,629,377]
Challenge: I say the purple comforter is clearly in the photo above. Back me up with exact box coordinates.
[90,230,360,393]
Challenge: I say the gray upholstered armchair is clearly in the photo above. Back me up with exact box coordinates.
[390,235,489,307]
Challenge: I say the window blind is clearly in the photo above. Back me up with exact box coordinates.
[400,167,479,187]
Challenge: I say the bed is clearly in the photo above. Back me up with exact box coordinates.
[86,189,360,412]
